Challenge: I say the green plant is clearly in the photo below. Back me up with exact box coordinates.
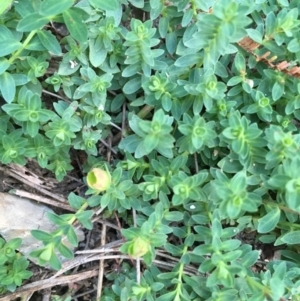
[0,238,32,293]
[2,0,300,300]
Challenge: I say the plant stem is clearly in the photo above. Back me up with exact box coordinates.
[68,202,90,225]
[137,104,154,119]
[245,275,272,297]
[174,226,191,300]
[263,199,300,215]
[9,30,38,64]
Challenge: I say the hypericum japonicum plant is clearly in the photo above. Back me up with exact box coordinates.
[1,0,300,300]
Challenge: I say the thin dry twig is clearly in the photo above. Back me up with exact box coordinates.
[72,244,199,276]
[56,240,123,277]
[10,189,76,212]
[107,135,112,163]
[122,102,127,132]
[0,166,67,204]
[54,254,199,278]
[54,255,131,278]
[132,209,141,284]
[96,224,106,300]
[92,218,120,230]
[72,288,97,300]
[0,269,98,301]
[99,138,118,155]
[42,89,70,102]
[109,121,123,131]
[194,153,199,173]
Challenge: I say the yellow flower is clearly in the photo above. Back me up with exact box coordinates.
[87,167,111,193]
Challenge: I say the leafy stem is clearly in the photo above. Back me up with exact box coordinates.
[9,30,38,64]
[174,226,191,300]
[245,275,272,297]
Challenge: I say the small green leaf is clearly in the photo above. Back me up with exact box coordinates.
[281,231,300,245]
[182,9,193,27]
[158,17,168,38]
[194,244,212,256]
[246,28,262,44]
[17,13,50,32]
[89,0,120,11]
[164,211,184,221]
[57,243,74,259]
[175,53,202,67]
[47,212,66,226]
[0,58,10,75]
[257,207,281,233]
[0,72,16,103]
[37,30,62,55]
[49,252,62,270]
[13,257,30,272]
[157,272,179,280]
[234,53,245,71]
[156,291,176,301]
[89,39,107,67]
[272,82,284,101]
[268,174,290,189]
[24,121,40,138]
[123,77,141,94]
[68,192,85,209]
[265,11,276,36]
[5,238,22,250]
[76,210,94,223]
[40,247,53,261]
[288,38,300,53]
[129,0,144,8]
[0,38,22,56]
[40,0,74,16]
[31,230,53,242]
[66,226,78,246]
[62,8,88,43]
[227,76,243,86]
[165,32,177,54]
[0,0,13,15]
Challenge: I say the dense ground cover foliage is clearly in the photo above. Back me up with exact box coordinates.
[1,0,300,300]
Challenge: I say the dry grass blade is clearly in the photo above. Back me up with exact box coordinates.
[0,269,99,301]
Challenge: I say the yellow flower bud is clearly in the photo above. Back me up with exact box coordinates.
[87,167,111,193]
[129,237,150,258]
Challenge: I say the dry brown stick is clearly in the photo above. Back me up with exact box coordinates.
[56,239,123,277]
[93,218,120,230]
[53,253,199,277]
[56,255,132,278]
[41,293,51,301]
[132,208,141,284]
[72,288,97,300]
[194,153,199,173]
[99,138,118,155]
[68,244,199,277]
[107,135,112,163]
[0,269,98,301]
[94,207,105,218]
[156,251,199,274]
[0,166,67,204]
[42,89,70,102]
[122,102,127,132]
[10,189,76,212]
[96,224,106,300]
